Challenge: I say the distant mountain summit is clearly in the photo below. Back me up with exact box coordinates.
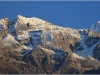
[89,21,100,32]
[0,15,100,74]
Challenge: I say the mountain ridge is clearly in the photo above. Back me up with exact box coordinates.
[1,15,100,58]
[0,15,100,74]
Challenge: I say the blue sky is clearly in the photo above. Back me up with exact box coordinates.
[0,1,100,29]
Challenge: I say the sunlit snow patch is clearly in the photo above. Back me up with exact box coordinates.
[45,31,52,45]
[2,34,19,46]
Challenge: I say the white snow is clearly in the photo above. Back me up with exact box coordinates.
[74,33,100,58]
[40,46,55,54]
[3,15,100,59]
[17,15,45,25]
[18,30,42,56]
[11,15,82,57]
[17,31,29,40]
[0,18,8,29]
[78,29,84,31]
[46,32,52,42]
[28,30,42,48]
[89,21,100,32]
[21,45,33,50]
[29,30,42,40]
[72,53,84,59]
[27,43,34,49]
[40,46,64,59]
[2,34,19,46]
[15,15,80,38]
[97,21,100,24]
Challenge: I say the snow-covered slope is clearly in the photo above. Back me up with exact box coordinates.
[7,15,79,55]
[89,21,100,32]
[2,34,19,47]
[0,15,100,61]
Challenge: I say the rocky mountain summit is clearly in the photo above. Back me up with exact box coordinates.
[0,15,100,74]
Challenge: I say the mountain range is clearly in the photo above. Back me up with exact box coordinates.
[0,15,100,74]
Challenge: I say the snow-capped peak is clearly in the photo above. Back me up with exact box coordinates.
[16,15,45,25]
[97,21,100,24]
[88,21,100,32]
[17,15,25,19]
[0,18,9,28]
[17,15,37,19]
[1,15,100,61]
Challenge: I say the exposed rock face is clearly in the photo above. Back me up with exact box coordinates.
[93,44,100,61]
[0,18,9,37]
[0,15,100,74]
